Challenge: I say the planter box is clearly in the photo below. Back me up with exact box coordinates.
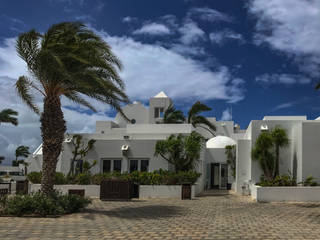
[30,184,100,198]
[251,185,320,202]
[139,185,195,199]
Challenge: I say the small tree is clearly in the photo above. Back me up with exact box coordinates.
[252,131,275,181]
[154,131,204,172]
[225,145,236,178]
[13,146,30,175]
[271,126,289,178]
[69,134,96,175]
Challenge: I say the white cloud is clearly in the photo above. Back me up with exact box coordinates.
[220,108,232,121]
[248,0,320,77]
[209,30,244,45]
[255,74,311,85]
[179,20,205,45]
[133,23,171,36]
[188,7,232,22]
[122,16,137,23]
[0,30,245,163]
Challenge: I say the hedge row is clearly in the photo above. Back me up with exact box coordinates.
[27,170,201,185]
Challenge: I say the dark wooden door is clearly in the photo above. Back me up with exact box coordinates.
[181,184,191,200]
[100,180,132,200]
[16,180,28,194]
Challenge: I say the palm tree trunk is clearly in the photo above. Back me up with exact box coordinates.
[40,95,66,195]
[274,146,280,178]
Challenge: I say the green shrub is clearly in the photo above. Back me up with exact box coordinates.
[0,191,91,217]
[54,172,67,185]
[27,172,42,183]
[300,175,318,186]
[27,172,67,185]
[75,173,92,185]
[257,173,297,187]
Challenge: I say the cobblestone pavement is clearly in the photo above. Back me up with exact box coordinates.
[1,193,320,239]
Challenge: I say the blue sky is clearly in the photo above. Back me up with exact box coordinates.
[0,0,320,162]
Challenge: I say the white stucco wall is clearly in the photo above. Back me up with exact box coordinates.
[235,139,251,193]
[252,185,320,202]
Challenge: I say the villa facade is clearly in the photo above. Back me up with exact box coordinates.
[27,92,320,195]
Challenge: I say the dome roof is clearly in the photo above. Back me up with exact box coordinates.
[206,136,236,149]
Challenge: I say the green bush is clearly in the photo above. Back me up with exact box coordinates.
[27,172,42,183]
[75,173,92,185]
[27,172,67,185]
[0,191,91,217]
[257,174,297,187]
[300,175,318,186]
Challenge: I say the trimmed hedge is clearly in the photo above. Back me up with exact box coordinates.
[27,170,201,186]
[0,191,91,217]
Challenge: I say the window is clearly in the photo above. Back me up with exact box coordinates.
[10,171,23,176]
[130,160,138,173]
[103,160,111,173]
[113,160,122,172]
[154,107,164,118]
[0,171,7,176]
[141,160,149,172]
[130,119,136,124]
[103,159,122,173]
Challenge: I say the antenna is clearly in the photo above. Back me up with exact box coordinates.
[230,106,233,121]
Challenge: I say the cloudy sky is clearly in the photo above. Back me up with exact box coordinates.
[0,0,320,164]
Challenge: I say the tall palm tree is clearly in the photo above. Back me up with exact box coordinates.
[163,104,185,123]
[0,109,18,126]
[15,145,30,161]
[271,126,289,178]
[187,101,216,136]
[16,22,129,194]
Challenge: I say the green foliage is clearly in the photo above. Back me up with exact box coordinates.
[163,104,185,124]
[257,173,297,187]
[0,109,18,126]
[0,191,91,217]
[252,131,275,181]
[75,173,92,185]
[187,101,216,135]
[300,175,318,186]
[27,172,42,183]
[225,145,236,178]
[69,134,96,175]
[91,170,200,185]
[155,131,204,172]
[27,172,67,185]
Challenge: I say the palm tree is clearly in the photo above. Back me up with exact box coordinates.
[252,131,275,181]
[187,101,216,136]
[163,104,185,123]
[0,156,4,164]
[0,109,18,126]
[271,126,289,178]
[16,22,129,194]
[13,146,31,174]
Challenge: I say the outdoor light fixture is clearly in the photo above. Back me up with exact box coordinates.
[121,145,129,156]
[260,125,268,131]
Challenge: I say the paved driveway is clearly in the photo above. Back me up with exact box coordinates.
[1,194,320,239]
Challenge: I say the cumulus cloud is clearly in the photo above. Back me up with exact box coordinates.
[133,23,171,36]
[209,30,244,45]
[255,74,311,85]
[188,7,232,22]
[179,20,205,45]
[220,108,232,121]
[248,0,320,77]
[0,29,245,163]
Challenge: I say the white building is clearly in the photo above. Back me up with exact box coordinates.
[27,92,320,195]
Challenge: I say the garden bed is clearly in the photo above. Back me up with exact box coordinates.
[251,184,320,202]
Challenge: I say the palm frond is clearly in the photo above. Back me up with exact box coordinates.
[187,101,211,123]
[16,76,40,114]
[64,92,97,112]
[0,109,19,126]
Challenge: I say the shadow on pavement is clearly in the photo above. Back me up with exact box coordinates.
[82,205,185,220]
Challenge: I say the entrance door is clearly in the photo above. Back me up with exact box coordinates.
[211,163,220,189]
[220,164,228,190]
[210,163,228,189]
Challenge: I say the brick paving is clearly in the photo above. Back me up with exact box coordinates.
[1,193,320,239]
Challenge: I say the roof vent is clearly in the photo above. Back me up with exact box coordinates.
[260,125,268,131]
